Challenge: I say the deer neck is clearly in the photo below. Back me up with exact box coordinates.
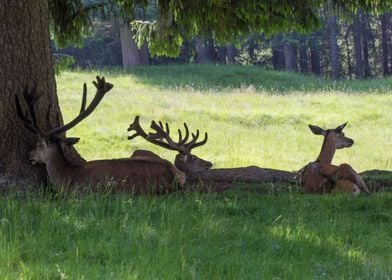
[45,145,77,186]
[316,134,336,164]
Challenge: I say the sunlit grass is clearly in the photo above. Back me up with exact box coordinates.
[57,66,392,172]
[1,65,392,279]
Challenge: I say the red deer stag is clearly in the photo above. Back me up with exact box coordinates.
[300,123,370,195]
[15,77,185,194]
[128,116,295,188]
[127,116,213,177]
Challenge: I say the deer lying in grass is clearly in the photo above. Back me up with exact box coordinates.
[16,77,185,194]
[300,123,370,195]
[127,116,213,178]
[127,117,295,191]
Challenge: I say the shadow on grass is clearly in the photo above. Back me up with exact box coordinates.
[96,65,392,94]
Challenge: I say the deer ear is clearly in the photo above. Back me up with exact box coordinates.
[308,125,325,135]
[335,122,348,133]
[63,137,80,145]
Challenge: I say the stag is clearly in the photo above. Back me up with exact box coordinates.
[127,116,212,177]
[15,77,185,194]
[300,123,370,195]
[128,116,295,189]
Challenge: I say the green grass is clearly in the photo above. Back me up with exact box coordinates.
[1,191,392,279]
[2,65,392,279]
[58,65,392,171]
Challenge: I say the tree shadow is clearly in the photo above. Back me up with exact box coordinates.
[108,64,392,94]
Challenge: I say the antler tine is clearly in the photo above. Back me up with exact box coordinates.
[184,129,208,151]
[22,85,40,129]
[177,122,190,145]
[127,116,149,140]
[15,86,44,134]
[80,83,87,113]
[47,76,113,136]
[147,120,187,153]
[15,94,38,133]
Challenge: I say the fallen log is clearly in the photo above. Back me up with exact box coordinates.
[187,166,299,193]
[187,167,392,193]
[188,166,298,184]
[359,169,392,192]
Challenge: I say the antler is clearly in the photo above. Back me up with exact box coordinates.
[128,116,208,154]
[47,76,113,136]
[15,85,43,135]
[128,116,183,152]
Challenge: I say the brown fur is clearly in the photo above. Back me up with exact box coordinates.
[300,123,370,195]
[31,141,184,195]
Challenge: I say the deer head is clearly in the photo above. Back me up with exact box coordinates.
[16,76,113,166]
[308,122,354,163]
[128,116,213,174]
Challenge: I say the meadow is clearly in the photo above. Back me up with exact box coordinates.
[1,65,392,279]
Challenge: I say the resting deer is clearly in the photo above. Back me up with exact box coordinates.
[127,116,213,177]
[15,77,185,194]
[300,123,370,195]
[128,116,295,189]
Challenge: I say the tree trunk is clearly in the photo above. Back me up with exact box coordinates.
[309,32,321,75]
[120,23,149,68]
[247,37,256,63]
[298,36,309,74]
[362,13,371,78]
[283,35,297,71]
[205,36,219,62]
[327,6,340,79]
[352,12,363,79]
[271,34,285,70]
[194,36,209,64]
[179,39,190,63]
[380,12,390,76]
[0,0,61,188]
[344,26,353,79]
[218,46,227,64]
[226,44,236,64]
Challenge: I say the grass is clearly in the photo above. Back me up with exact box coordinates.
[1,65,392,279]
[1,191,392,279]
[58,65,392,171]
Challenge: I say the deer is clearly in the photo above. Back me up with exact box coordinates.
[300,122,370,195]
[127,116,213,179]
[127,116,296,190]
[15,76,185,195]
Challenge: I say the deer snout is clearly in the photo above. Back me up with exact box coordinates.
[28,151,38,165]
[347,138,354,146]
[205,161,213,169]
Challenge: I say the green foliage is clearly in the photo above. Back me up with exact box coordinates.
[53,53,76,75]
[48,0,392,55]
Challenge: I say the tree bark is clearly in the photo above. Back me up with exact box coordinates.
[120,23,149,68]
[309,32,321,75]
[0,0,61,188]
[226,44,236,64]
[362,13,371,78]
[298,36,309,74]
[271,34,285,70]
[380,12,390,76]
[188,166,297,184]
[344,26,353,79]
[283,35,297,71]
[352,12,363,79]
[327,10,340,79]
[194,36,210,64]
